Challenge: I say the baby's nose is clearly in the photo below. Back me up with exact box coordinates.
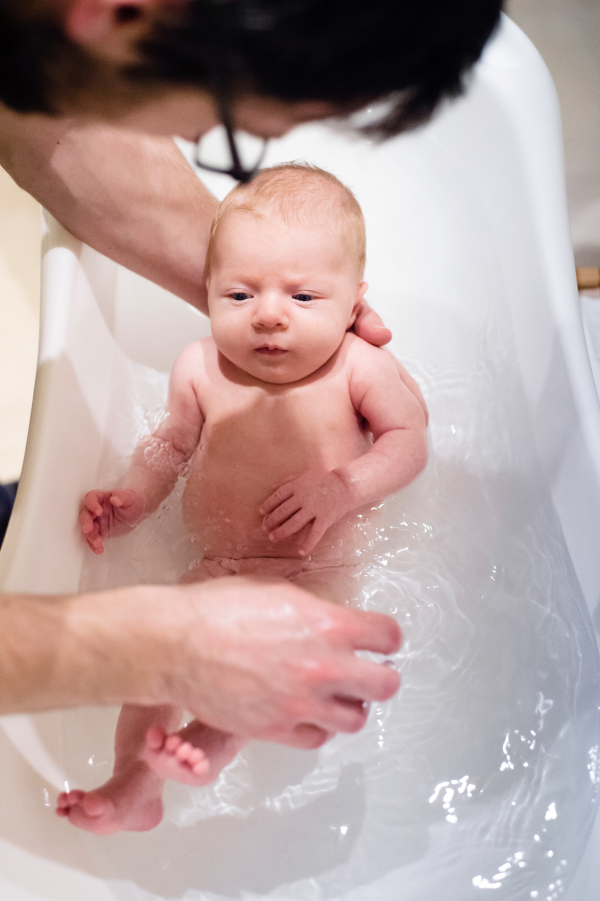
[253,296,289,328]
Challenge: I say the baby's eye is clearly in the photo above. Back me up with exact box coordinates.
[230,292,250,301]
[293,293,314,303]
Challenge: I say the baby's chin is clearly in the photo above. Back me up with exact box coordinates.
[244,356,318,385]
[219,347,333,385]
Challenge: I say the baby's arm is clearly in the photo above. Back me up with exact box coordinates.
[261,342,428,556]
[81,344,205,554]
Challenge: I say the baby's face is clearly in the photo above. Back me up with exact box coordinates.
[207,212,366,384]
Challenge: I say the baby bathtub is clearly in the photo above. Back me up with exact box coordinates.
[1,14,600,901]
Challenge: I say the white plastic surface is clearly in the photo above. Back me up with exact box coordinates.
[1,15,600,901]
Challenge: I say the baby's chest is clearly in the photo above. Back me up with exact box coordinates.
[200,380,363,456]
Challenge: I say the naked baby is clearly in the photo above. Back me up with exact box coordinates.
[58,163,428,834]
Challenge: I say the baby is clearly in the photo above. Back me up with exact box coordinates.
[57,163,428,834]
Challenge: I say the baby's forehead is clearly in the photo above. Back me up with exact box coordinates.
[215,209,358,271]
[208,168,366,278]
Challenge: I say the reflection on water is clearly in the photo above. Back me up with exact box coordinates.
[70,299,600,901]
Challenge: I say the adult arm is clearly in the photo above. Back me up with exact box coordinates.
[0,104,402,351]
[0,103,217,311]
[0,579,400,746]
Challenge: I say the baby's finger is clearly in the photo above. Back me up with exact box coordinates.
[259,483,295,516]
[110,489,138,509]
[269,509,312,542]
[84,523,104,554]
[83,490,104,518]
[298,519,329,556]
[79,507,95,534]
[262,496,302,531]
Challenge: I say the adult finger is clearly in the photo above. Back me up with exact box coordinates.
[344,609,402,656]
[331,657,400,704]
[274,723,331,750]
[353,301,392,347]
[320,696,369,734]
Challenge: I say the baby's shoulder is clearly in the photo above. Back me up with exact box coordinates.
[341,332,399,380]
[171,337,217,387]
[174,336,216,368]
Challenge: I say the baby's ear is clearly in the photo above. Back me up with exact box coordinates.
[347,282,368,329]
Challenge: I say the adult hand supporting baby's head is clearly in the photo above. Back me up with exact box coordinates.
[352,299,392,347]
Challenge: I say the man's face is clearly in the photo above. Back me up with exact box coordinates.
[58,0,343,140]
[1,1,342,140]
[207,211,367,385]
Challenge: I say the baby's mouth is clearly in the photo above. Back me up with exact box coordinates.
[255,346,288,356]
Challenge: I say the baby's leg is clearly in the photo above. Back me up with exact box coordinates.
[141,558,244,785]
[143,719,245,786]
[56,703,181,835]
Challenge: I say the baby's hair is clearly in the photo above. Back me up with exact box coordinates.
[205,162,366,279]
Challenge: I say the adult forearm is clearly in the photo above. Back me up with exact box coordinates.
[0,105,217,311]
[0,588,159,713]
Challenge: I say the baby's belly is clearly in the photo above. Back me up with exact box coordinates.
[181,467,373,565]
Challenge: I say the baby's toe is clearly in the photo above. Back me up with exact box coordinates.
[175,740,194,761]
[146,725,167,751]
[187,747,206,764]
[165,734,183,754]
[191,756,210,775]
[57,789,84,809]
[82,792,111,819]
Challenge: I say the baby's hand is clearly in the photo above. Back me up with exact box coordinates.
[79,489,145,555]
[259,471,352,557]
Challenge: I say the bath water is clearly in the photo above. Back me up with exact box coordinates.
[63,294,600,901]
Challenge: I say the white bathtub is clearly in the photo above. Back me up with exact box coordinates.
[1,14,600,901]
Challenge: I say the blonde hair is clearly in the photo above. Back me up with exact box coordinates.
[205,162,366,279]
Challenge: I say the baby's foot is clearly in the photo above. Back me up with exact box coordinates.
[55,762,163,835]
[143,720,244,786]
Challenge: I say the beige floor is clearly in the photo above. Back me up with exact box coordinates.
[0,5,599,481]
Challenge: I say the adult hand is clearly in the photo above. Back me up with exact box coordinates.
[352,299,392,347]
[0,580,401,744]
[113,577,401,749]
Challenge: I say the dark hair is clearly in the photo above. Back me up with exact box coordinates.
[0,7,61,113]
[0,0,503,133]
[0,5,121,115]
[142,0,504,136]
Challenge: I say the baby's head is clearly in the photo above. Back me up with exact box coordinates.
[206,163,367,384]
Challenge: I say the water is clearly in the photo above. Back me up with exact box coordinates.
[65,296,600,900]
